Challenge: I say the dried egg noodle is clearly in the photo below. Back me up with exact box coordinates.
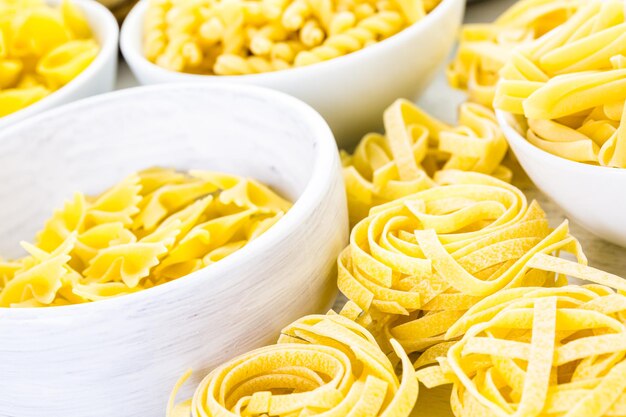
[447,0,579,108]
[167,314,418,417]
[143,0,441,75]
[0,168,291,307]
[494,0,626,167]
[337,170,588,361]
[0,0,99,118]
[342,99,510,225]
[416,268,626,417]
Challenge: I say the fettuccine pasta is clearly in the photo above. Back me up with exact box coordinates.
[0,168,291,307]
[342,99,510,225]
[447,0,579,108]
[416,261,626,417]
[337,170,586,361]
[0,0,99,118]
[494,0,626,167]
[167,313,418,417]
[143,0,441,75]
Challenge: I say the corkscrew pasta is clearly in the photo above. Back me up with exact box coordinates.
[0,0,99,118]
[0,168,291,307]
[416,267,626,417]
[167,314,418,417]
[494,0,626,167]
[341,99,510,225]
[143,0,441,75]
[337,170,587,361]
[447,0,579,108]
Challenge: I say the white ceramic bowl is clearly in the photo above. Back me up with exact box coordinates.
[120,0,465,147]
[496,110,626,247]
[0,0,119,130]
[0,84,348,417]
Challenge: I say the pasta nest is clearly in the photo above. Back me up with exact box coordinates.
[337,170,587,360]
[417,280,626,417]
[167,314,418,417]
[342,99,510,225]
[447,0,580,108]
[494,0,626,167]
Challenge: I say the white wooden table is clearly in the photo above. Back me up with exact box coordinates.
[115,1,626,414]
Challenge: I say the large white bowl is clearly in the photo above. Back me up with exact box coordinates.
[0,84,348,417]
[0,0,119,130]
[120,0,465,147]
[496,110,626,247]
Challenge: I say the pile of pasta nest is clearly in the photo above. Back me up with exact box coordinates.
[166,1,626,417]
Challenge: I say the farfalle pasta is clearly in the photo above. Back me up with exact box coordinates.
[0,168,291,307]
[416,262,626,417]
[167,314,418,417]
[342,99,510,225]
[337,170,586,361]
[447,0,579,107]
[0,0,99,118]
[494,0,626,168]
[143,0,441,75]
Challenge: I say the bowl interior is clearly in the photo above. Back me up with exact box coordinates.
[0,85,327,259]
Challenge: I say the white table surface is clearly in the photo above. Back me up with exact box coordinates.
[115,1,626,415]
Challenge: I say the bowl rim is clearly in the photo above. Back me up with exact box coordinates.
[120,0,462,81]
[496,109,626,177]
[0,0,119,128]
[0,83,341,317]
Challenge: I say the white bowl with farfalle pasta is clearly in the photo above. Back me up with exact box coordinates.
[119,0,464,147]
[0,84,348,417]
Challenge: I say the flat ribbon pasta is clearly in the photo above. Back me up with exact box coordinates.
[0,0,99,118]
[167,313,418,417]
[447,0,579,107]
[337,170,585,360]
[342,100,510,225]
[416,261,626,417]
[494,0,626,167]
[0,168,291,307]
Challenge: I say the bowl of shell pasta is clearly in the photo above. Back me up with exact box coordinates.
[119,0,465,147]
[0,83,348,417]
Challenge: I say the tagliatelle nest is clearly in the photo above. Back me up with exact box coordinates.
[168,314,418,417]
[338,170,588,361]
[416,265,626,417]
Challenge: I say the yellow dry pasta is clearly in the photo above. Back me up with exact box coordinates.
[143,0,441,75]
[0,168,291,307]
[337,170,587,361]
[341,99,510,225]
[447,0,579,108]
[415,261,626,417]
[494,0,626,168]
[167,313,418,417]
[0,0,99,118]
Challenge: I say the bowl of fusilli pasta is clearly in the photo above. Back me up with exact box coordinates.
[0,84,347,417]
[119,0,465,147]
[0,0,119,129]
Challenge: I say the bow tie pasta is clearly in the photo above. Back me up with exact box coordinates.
[0,0,99,118]
[143,0,441,75]
[494,0,626,168]
[0,168,291,307]
[417,267,626,417]
[168,314,418,417]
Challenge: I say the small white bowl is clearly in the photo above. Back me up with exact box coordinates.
[496,110,626,248]
[0,84,348,417]
[120,0,465,147]
[0,0,119,130]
